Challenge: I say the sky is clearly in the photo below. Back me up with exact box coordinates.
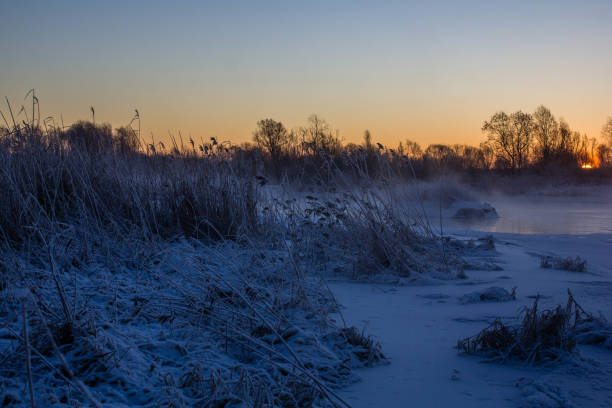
[1,0,612,148]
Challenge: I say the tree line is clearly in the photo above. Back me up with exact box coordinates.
[3,97,612,183]
[247,106,612,180]
[481,106,611,170]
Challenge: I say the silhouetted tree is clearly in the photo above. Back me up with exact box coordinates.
[573,133,597,166]
[557,119,572,156]
[482,111,533,170]
[482,112,512,168]
[602,117,612,147]
[597,143,612,167]
[425,144,456,172]
[299,115,341,156]
[533,105,559,163]
[404,139,422,158]
[479,141,495,169]
[253,118,290,168]
[452,144,486,169]
[511,111,533,169]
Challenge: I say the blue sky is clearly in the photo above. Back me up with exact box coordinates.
[1,0,611,146]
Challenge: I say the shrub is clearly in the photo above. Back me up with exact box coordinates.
[540,256,586,272]
[114,125,140,154]
[62,121,113,155]
[458,291,594,363]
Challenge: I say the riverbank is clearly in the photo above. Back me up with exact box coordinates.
[334,232,612,407]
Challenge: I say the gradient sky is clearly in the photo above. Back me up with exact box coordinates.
[2,0,612,147]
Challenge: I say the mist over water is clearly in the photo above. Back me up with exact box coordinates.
[445,187,612,235]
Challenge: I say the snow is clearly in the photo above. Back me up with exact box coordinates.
[0,241,384,407]
[447,200,499,220]
[333,231,612,407]
[458,286,516,304]
[3,181,612,407]
[258,182,612,407]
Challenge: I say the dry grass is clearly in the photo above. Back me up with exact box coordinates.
[457,290,599,364]
[0,116,400,407]
[0,99,477,406]
[3,241,388,407]
[269,188,465,281]
[0,132,259,246]
[540,255,587,272]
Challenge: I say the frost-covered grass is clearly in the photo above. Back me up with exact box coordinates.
[0,125,462,407]
[540,255,587,272]
[457,291,609,364]
[1,241,389,407]
[272,190,466,280]
[332,229,612,407]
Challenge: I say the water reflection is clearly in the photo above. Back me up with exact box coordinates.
[443,191,612,235]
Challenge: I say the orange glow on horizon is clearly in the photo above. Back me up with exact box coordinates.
[2,3,611,150]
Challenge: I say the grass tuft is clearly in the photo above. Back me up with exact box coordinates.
[457,290,602,364]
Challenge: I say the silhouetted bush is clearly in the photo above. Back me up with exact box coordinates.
[114,125,140,154]
[62,120,113,155]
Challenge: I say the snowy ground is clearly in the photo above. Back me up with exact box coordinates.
[333,231,612,407]
[3,179,611,407]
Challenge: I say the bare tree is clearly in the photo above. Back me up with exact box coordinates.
[452,144,486,169]
[597,143,612,167]
[425,144,456,169]
[511,111,533,168]
[299,114,341,156]
[482,111,533,170]
[404,139,422,159]
[557,118,572,154]
[479,141,495,169]
[532,105,559,162]
[482,112,513,168]
[253,118,291,175]
[602,117,612,147]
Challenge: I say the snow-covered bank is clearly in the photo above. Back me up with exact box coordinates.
[333,232,612,407]
[0,241,386,407]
